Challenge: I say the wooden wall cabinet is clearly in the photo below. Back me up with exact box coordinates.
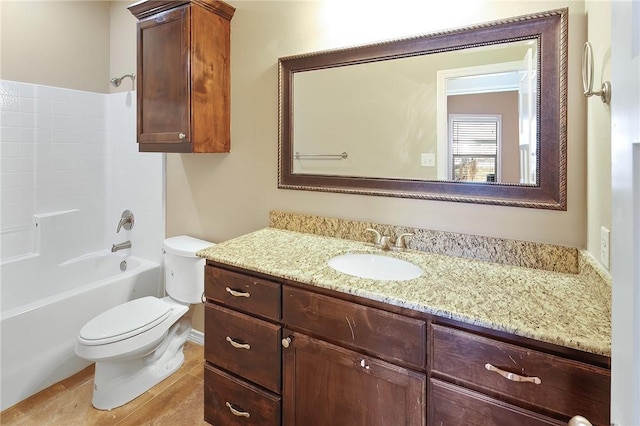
[203,262,610,425]
[128,0,234,153]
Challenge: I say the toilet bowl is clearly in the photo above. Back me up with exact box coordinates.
[75,236,213,410]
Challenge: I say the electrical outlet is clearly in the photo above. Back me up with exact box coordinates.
[600,226,610,269]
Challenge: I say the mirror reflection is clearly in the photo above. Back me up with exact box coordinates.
[279,8,567,210]
[293,40,537,185]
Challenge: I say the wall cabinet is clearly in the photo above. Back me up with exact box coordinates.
[128,0,234,153]
[204,262,610,425]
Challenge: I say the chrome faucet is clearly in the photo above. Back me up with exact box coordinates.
[116,210,135,233]
[365,228,413,251]
[111,240,132,252]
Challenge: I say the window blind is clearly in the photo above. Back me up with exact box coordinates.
[450,117,499,182]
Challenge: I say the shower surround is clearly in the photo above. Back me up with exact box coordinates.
[0,80,164,410]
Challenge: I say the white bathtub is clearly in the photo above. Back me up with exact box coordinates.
[0,251,162,411]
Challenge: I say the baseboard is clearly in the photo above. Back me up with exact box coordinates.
[188,329,204,346]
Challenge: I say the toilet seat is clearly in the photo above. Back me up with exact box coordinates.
[78,297,172,346]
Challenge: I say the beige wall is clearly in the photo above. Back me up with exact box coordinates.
[1,1,111,93]
[109,1,138,94]
[585,0,612,269]
[166,0,588,249]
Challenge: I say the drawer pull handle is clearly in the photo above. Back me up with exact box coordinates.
[485,363,541,385]
[226,336,250,350]
[225,287,250,298]
[282,336,292,348]
[225,402,250,418]
[178,132,186,140]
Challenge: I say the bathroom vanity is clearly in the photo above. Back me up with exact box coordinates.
[200,228,611,425]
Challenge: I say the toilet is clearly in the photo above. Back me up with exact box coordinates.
[75,235,213,410]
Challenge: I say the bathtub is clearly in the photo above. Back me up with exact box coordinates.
[0,251,162,411]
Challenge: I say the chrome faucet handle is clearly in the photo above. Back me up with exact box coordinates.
[366,229,393,250]
[378,235,391,250]
[116,210,135,233]
[391,233,413,251]
[365,228,382,245]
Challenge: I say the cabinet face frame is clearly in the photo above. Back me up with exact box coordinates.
[136,6,192,152]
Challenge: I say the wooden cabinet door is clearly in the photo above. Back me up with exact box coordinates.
[137,6,191,151]
[282,330,426,426]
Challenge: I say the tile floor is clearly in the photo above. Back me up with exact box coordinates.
[0,342,208,425]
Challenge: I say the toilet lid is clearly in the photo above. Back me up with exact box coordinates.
[79,296,172,345]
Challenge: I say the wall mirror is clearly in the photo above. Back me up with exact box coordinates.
[278,8,567,209]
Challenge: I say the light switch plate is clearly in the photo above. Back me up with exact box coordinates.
[421,153,436,167]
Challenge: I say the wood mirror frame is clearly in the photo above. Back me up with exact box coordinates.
[278,8,567,210]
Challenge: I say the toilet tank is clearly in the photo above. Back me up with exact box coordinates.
[163,236,214,304]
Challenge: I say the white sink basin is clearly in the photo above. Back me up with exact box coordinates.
[327,253,423,281]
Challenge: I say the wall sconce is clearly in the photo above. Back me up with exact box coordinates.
[582,42,611,104]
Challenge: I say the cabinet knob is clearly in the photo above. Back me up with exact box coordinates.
[178,132,186,140]
[568,416,593,426]
[225,402,250,418]
[282,336,292,348]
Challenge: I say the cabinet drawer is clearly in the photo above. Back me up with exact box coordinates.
[205,364,281,426]
[205,304,281,393]
[431,324,610,426]
[283,286,426,368]
[430,379,564,425]
[205,265,281,320]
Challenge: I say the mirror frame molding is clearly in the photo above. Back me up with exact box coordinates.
[278,8,567,210]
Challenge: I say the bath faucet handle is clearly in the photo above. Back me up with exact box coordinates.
[116,210,135,233]
[391,233,413,251]
[366,228,393,250]
[365,228,382,245]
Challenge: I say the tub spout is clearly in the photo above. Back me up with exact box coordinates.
[111,240,131,252]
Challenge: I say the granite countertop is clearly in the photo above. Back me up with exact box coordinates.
[198,228,611,357]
